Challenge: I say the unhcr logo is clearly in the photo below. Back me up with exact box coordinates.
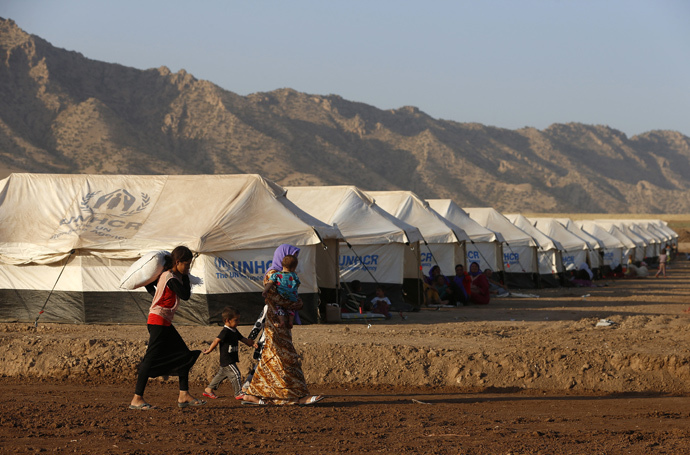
[214,257,268,281]
[52,188,151,240]
[80,189,151,218]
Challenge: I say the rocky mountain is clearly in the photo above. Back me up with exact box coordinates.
[2,17,689,213]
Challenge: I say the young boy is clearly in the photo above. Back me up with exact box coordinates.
[370,286,392,319]
[202,306,258,400]
[262,254,300,329]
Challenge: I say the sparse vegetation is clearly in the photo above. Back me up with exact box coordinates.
[2,18,690,213]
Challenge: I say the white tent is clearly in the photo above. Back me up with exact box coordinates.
[646,220,678,246]
[556,218,604,270]
[464,208,539,288]
[530,218,589,271]
[626,222,662,257]
[368,191,468,278]
[0,174,342,324]
[642,222,673,246]
[575,221,624,268]
[595,221,648,261]
[426,200,501,272]
[591,223,637,262]
[505,214,563,287]
[285,186,423,307]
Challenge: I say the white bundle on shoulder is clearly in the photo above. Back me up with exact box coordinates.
[120,250,204,290]
[119,250,169,290]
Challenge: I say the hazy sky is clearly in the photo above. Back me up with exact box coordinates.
[3,0,689,137]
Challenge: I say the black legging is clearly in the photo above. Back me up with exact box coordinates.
[134,324,200,396]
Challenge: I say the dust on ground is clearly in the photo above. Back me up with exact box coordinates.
[2,257,690,453]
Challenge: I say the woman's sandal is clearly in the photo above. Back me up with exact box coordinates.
[241,399,266,405]
[178,399,207,408]
[299,395,325,406]
[129,403,155,410]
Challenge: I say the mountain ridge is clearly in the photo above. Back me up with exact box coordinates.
[2,17,689,213]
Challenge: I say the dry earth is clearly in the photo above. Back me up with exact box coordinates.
[2,255,690,453]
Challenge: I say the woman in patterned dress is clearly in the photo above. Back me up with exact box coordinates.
[242,244,324,406]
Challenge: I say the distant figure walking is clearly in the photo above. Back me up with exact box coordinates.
[655,251,667,278]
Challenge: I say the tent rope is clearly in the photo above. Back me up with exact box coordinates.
[311,227,339,305]
[502,241,529,273]
[34,250,75,328]
[344,242,380,284]
[468,239,496,273]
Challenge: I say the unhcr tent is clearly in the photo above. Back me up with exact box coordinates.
[368,191,469,277]
[0,174,341,325]
[556,218,604,271]
[575,221,624,269]
[595,221,637,266]
[642,222,673,247]
[464,208,539,288]
[595,221,648,261]
[369,191,469,307]
[647,220,678,247]
[596,223,637,262]
[575,220,624,268]
[530,218,589,272]
[285,186,423,308]
[626,222,662,257]
[426,200,501,272]
[505,214,563,287]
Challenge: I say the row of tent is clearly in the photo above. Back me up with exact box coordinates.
[0,173,678,325]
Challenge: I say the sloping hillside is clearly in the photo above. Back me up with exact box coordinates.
[1,17,689,213]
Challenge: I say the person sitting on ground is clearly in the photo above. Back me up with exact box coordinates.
[449,264,471,306]
[425,265,442,285]
[468,262,490,305]
[423,265,445,306]
[568,262,594,287]
[578,262,594,281]
[425,265,458,305]
[431,274,451,305]
[625,255,636,277]
[484,269,510,297]
[370,286,392,319]
[341,280,368,313]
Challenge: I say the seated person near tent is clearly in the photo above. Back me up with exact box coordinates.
[624,255,635,276]
[624,260,649,278]
[483,269,509,297]
[341,280,368,313]
[468,262,490,305]
[577,262,594,280]
[424,265,453,306]
[431,274,451,305]
[370,286,392,319]
[449,264,471,305]
[425,265,447,285]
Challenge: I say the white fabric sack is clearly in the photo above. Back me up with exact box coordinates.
[119,250,169,290]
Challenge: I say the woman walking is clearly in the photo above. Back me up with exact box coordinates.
[242,244,324,406]
[129,246,205,410]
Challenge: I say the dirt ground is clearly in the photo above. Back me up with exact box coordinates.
[2,254,690,454]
